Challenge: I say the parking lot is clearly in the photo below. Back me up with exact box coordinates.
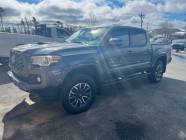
[0,54,186,140]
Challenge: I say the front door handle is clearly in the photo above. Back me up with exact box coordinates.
[127,50,133,53]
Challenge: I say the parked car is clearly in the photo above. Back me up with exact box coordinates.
[151,37,171,45]
[0,27,70,64]
[8,26,172,113]
[171,39,186,51]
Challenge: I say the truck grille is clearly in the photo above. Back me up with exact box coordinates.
[10,50,25,73]
[14,56,24,71]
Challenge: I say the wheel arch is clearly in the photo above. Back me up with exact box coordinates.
[63,65,101,88]
[156,55,167,73]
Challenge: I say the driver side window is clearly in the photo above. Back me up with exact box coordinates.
[108,28,129,48]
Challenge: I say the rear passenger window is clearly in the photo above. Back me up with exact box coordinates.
[130,31,147,47]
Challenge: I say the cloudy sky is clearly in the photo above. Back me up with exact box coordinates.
[0,0,186,29]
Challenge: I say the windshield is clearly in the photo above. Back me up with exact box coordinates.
[66,27,108,46]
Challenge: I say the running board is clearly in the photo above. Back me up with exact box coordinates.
[118,71,149,81]
[104,72,149,86]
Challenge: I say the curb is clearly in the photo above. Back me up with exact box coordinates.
[172,53,186,59]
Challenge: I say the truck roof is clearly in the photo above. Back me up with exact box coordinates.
[87,25,146,32]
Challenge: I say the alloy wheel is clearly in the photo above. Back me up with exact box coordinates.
[68,82,92,108]
[155,62,163,81]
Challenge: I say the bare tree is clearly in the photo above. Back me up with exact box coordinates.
[0,7,5,31]
[16,23,22,33]
[159,22,174,38]
[21,19,26,34]
[12,26,17,33]
[32,17,39,34]
[24,17,30,34]
[87,13,97,26]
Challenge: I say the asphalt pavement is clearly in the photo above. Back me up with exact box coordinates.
[0,55,186,140]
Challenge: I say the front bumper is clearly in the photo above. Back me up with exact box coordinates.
[8,69,65,92]
[8,71,46,91]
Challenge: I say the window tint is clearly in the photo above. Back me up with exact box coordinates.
[131,31,146,47]
[109,28,129,48]
[56,28,69,38]
[45,28,52,37]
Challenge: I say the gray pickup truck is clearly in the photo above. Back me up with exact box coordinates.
[8,26,172,113]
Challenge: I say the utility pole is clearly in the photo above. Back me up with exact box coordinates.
[185,18,186,39]
[185,14,186,39]
[139,12,145,29]
[146,22,149,32]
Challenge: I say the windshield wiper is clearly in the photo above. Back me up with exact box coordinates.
[67,40,89,45]
[72,41,83,44]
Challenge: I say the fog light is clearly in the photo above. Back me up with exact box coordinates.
[36,77,41,83]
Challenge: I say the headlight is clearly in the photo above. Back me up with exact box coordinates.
[31,55,61,66]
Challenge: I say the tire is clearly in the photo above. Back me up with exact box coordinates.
[61,74,96,114]
[148,60,165,83]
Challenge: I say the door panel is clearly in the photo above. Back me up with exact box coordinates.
[127,47,151,68]
[101,27,131,80]
[129,30,152,71]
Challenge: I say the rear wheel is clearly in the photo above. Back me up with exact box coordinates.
[61,74,96,114]
[148,60,165,83]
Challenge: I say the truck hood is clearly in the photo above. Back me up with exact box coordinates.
[12,42,98,56]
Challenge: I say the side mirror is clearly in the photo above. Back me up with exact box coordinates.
[108,38,123,46]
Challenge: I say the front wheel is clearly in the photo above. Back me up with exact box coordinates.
[148,60,165,83]
[61,74,96,114]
